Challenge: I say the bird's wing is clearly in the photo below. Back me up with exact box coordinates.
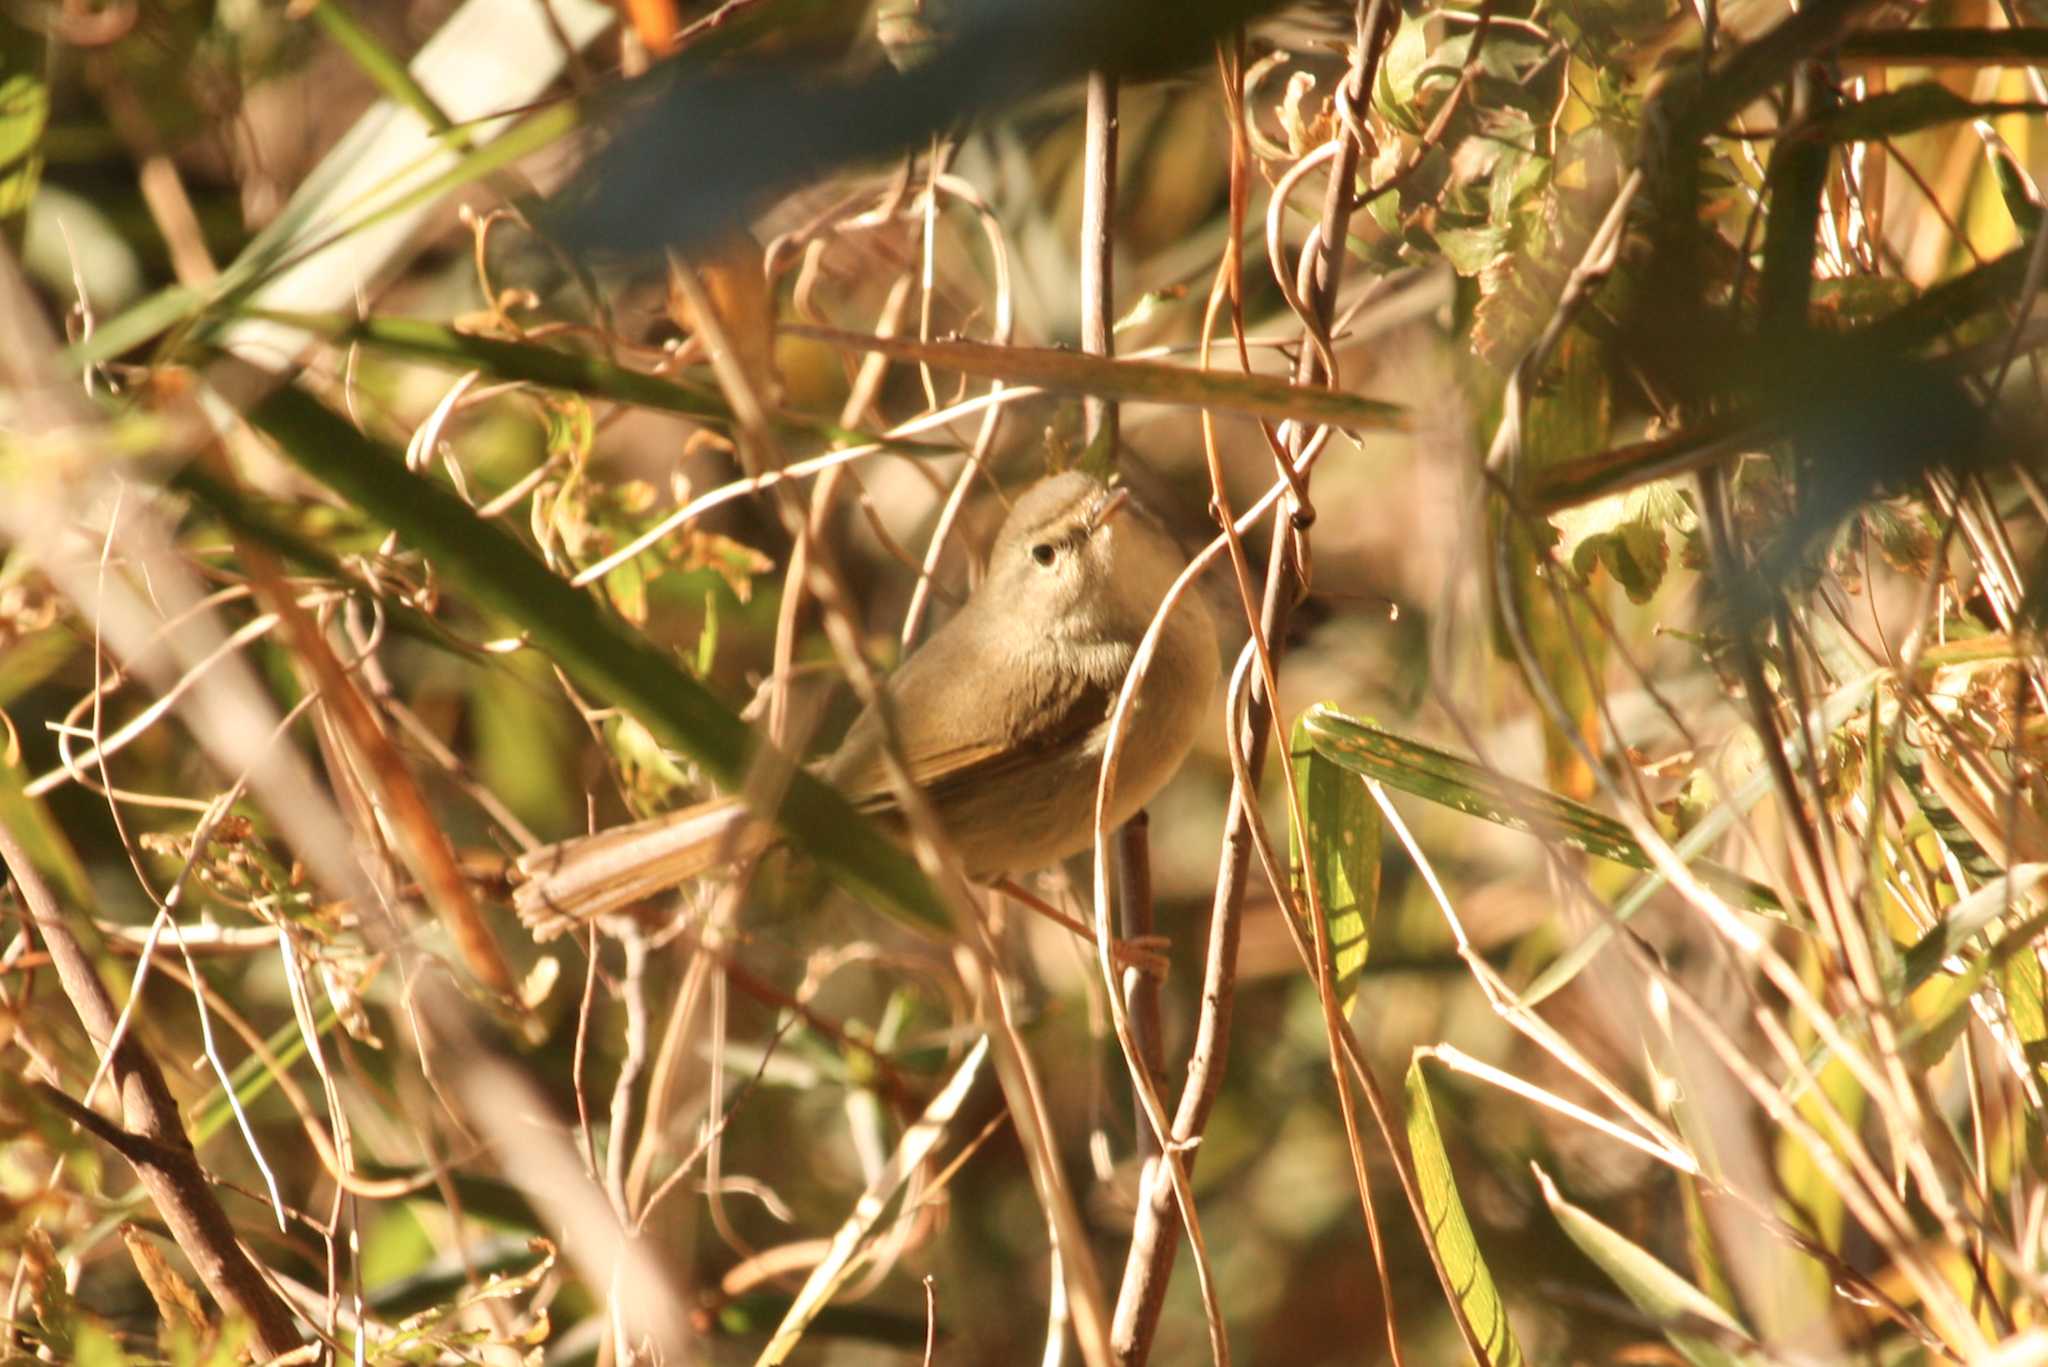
[824,642,1118,811]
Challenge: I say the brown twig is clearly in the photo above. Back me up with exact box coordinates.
[1105,42,1257,1363]
[676,236,1118,1365]
[207,466,523,1009]
[991,876,1172,978]
[1078,59,1166,1174]
[1,818,304,1359]
[1081,68,1121,457]
[1108,5,1399,1361]
[1115,813,1164,1160]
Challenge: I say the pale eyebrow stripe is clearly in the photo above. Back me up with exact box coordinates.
[1014,491,1099,544]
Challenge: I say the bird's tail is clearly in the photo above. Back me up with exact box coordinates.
[512,797,773,938]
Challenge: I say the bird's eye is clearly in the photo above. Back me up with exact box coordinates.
[1030,543,1057,567]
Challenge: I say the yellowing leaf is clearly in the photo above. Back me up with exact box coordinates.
[1290,711,1377,1014]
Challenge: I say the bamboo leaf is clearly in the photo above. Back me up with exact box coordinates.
[191,999,334,1148]
[2004,950,2048,1085]
[1406,1058,1526,1367]
[1841,27,2048,66]
[1897,864,2048,990]
[1290,712,1377,1014]
[1774,1055,1862,1270]
[0,741,90,908]
[1298,705,1784,913]
[1519,672,1880,1007]
[224,99,587,305]
[1533,1164,1762,1367]
[265,312,947,453]
[1807,85,2048,142]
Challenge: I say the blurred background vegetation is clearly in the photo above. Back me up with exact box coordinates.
[3,0,2048,1362]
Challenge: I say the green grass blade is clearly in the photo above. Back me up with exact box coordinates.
[268,312,949,455]
[1807,85,2048,142]
[1898,864,2048,990]
[309,2,459,138]
[191,1001,331,1148]
[288,311,737,422]
[237,378,948,936]
[0,747,90,907]
[761,1037,990,1362]
[222,100,585,307]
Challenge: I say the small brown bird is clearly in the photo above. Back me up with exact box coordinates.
[514,471,1218,937]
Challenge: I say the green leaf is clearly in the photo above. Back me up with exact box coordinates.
[1808,85,2048,143]
[1674,1172,1740,1329]
[1897,864,2048,992]
[1859,240,2032,355]
[0,67,48,223]
[170,465,464,663]
[1775,1054,1862,1266]
[2004,949,2048,1086]
[1472,244,1564,370]
[1524,332,1614,474]
[1406,1058,1526,1367]
[286,312,737,423]
[1889,730,2002,883]
[310,1,460,139]
[1289,712,1377,1014]
[0,742,91,909]
[191,998,335,1149]
[0,621,76,710]
[1533,1164,1762,1367]
[366,1234,552,1318]
[237,376,947,937]
[1375,19,1437,135]
[1435,222,1510,276]
[1892,870,2048,1069]
[234,97,586,301]
[269,311,947,456]
[1298,705,1784,913]
[1981,127,2045,240]
[69,95,591,371]
[471,649,580,834]
[695,588,720,679]
[1554,480,1692,604]
[69,1321,124,1367]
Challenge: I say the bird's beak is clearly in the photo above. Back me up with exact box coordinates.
[1089,487,1131,534]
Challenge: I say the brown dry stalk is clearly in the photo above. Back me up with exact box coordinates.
[1109,4,1404,1362]
[217,494,523,1008]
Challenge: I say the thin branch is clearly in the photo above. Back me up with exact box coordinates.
[1109,7,1399,1360]
[1081,69,1120,456]
[2,819,304,1358]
